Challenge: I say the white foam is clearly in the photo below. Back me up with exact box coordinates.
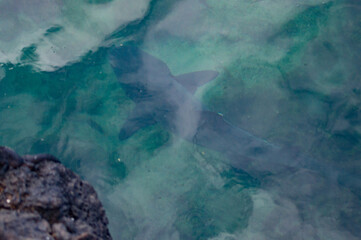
[0,0,150,71]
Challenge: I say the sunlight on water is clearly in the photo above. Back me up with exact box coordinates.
[1,0,361,239]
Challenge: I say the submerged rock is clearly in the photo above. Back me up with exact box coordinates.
[0,146,112,240]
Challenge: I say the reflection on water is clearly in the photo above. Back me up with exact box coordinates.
[1,0,361,239]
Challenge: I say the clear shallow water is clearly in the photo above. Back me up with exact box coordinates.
[0,0,361,239]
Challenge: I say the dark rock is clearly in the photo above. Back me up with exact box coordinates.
[0,146,24,174]
[0,210,52,240]
[0,146,112,240]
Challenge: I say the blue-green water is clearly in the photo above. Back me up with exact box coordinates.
[1,0,361,239]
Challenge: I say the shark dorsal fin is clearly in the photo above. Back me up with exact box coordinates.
[174,70,218,94]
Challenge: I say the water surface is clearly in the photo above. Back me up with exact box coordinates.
[0,0,361,239]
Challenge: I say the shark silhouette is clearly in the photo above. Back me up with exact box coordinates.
[109,46,304,175]
[108,46,361,238]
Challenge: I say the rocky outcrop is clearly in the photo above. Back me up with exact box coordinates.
[0,146,112,240]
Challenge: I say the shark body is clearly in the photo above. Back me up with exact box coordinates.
[109,46,302,175]
[107,47,361,239]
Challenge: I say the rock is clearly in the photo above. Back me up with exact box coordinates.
[0,210,52,240]
[0,146,112,240]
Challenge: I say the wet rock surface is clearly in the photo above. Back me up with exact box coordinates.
[0,146,112,240]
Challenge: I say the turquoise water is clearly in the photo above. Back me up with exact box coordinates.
[1,0,361,239]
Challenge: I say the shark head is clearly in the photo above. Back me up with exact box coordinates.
[109,46,142,77]
[109,46,172,86]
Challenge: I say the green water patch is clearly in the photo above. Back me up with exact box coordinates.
[270,2,361,166]
[106,139,255,239]
[0,48,129,175]
[202,58,285,141]
[20,44,39,64]
[44,25,64,37]
[270,2,332,44]
[175,186,252,240]
[116,124,171,172]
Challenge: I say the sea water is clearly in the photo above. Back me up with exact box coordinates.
[0,0,360,239]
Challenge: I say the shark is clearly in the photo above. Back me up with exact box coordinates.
[106,46,361,238]
[109,46,305,176]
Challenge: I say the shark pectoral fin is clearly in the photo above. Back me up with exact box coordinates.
[119,109,157,141]
[174,70,219,94]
